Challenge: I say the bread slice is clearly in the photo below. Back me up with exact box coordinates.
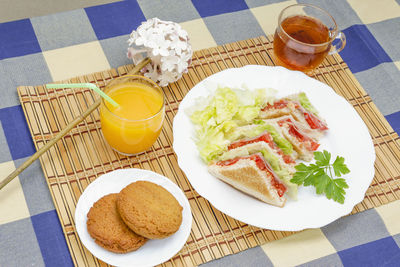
[259,107,291,119]
[208,156,286,207]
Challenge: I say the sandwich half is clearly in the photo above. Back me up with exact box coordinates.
[285,92,328,133]
[226,122,298,160]
[259,92,328,139]
[218,131,298,198]
[225,131,296,166]
[208,153,287,207]
[265,116,320,161]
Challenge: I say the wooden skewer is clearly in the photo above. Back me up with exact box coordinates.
[0,58,151,190]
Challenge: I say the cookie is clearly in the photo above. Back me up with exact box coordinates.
[86,193,147,253]
[117,181,183,239]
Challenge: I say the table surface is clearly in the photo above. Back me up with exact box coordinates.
[1,0,400,266]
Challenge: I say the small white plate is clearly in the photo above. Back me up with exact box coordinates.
[173,65,375,231]
[75,169,192,267]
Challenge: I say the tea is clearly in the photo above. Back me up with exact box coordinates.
[273,15,331,72]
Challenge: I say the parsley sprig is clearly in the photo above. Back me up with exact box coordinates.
[290,150,350,204]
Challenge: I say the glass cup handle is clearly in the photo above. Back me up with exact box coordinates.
[328,31,346,55]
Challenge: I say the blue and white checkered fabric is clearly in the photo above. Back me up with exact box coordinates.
[0,0,399,266]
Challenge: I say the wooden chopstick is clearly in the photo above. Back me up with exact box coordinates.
[0,58,151,190]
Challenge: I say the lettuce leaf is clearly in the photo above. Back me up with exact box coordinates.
[263,124,293,155]
[190,105,215,127]
[241,121,293,155]
[213,87,238,124]
[235,106,260,124]
[276,170,298,199]
[218,146,249,161]
[260,149,280,171]
[261,150,298,199]
[195,120,238,162]
[225,124,267,141]
[298,92,319,115]
[190,86,272,162]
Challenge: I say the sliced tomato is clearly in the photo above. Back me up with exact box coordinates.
[304,112,328,130]
[250,154,286,197]
[228,133,273,150]
[216,157,239,167]
[250,154,267,171]
[274,182,287,197]
[288,124,305,142]
[310,140,320,151]
[277,118,292,127]
[282,154,296,164]
[262,99,289,111]
[279,118,320,152]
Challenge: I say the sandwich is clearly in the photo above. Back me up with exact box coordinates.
[226,120,298,160]
[208,153,287,207]
[259,92,328,139]
[208,128,300,206]
[265,115,320,161]
[190,88,329,208]
[219,130,299,197]
[221,131,296,174]
[227,132,296,167]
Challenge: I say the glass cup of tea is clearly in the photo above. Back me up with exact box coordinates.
[100,75,165,155]
[273,4,346,73]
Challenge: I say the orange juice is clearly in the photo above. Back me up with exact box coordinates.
[100,76,165,155]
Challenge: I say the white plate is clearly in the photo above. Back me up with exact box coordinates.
[173,65,375,231]
[75,169,192,267]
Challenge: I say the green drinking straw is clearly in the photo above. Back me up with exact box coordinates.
[0,57,150,192]
[46,83,120,107]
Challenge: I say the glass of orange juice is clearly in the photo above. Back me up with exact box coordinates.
[100,75,165,155]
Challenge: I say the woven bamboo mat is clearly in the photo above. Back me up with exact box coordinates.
[17,36,400,267]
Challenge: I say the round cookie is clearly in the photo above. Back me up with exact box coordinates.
[87,193,147,253]
[117,181,183,239]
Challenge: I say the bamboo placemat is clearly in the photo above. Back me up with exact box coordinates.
[17,36,400,267]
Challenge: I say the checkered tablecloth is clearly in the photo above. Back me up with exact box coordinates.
[1,0,400,266]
